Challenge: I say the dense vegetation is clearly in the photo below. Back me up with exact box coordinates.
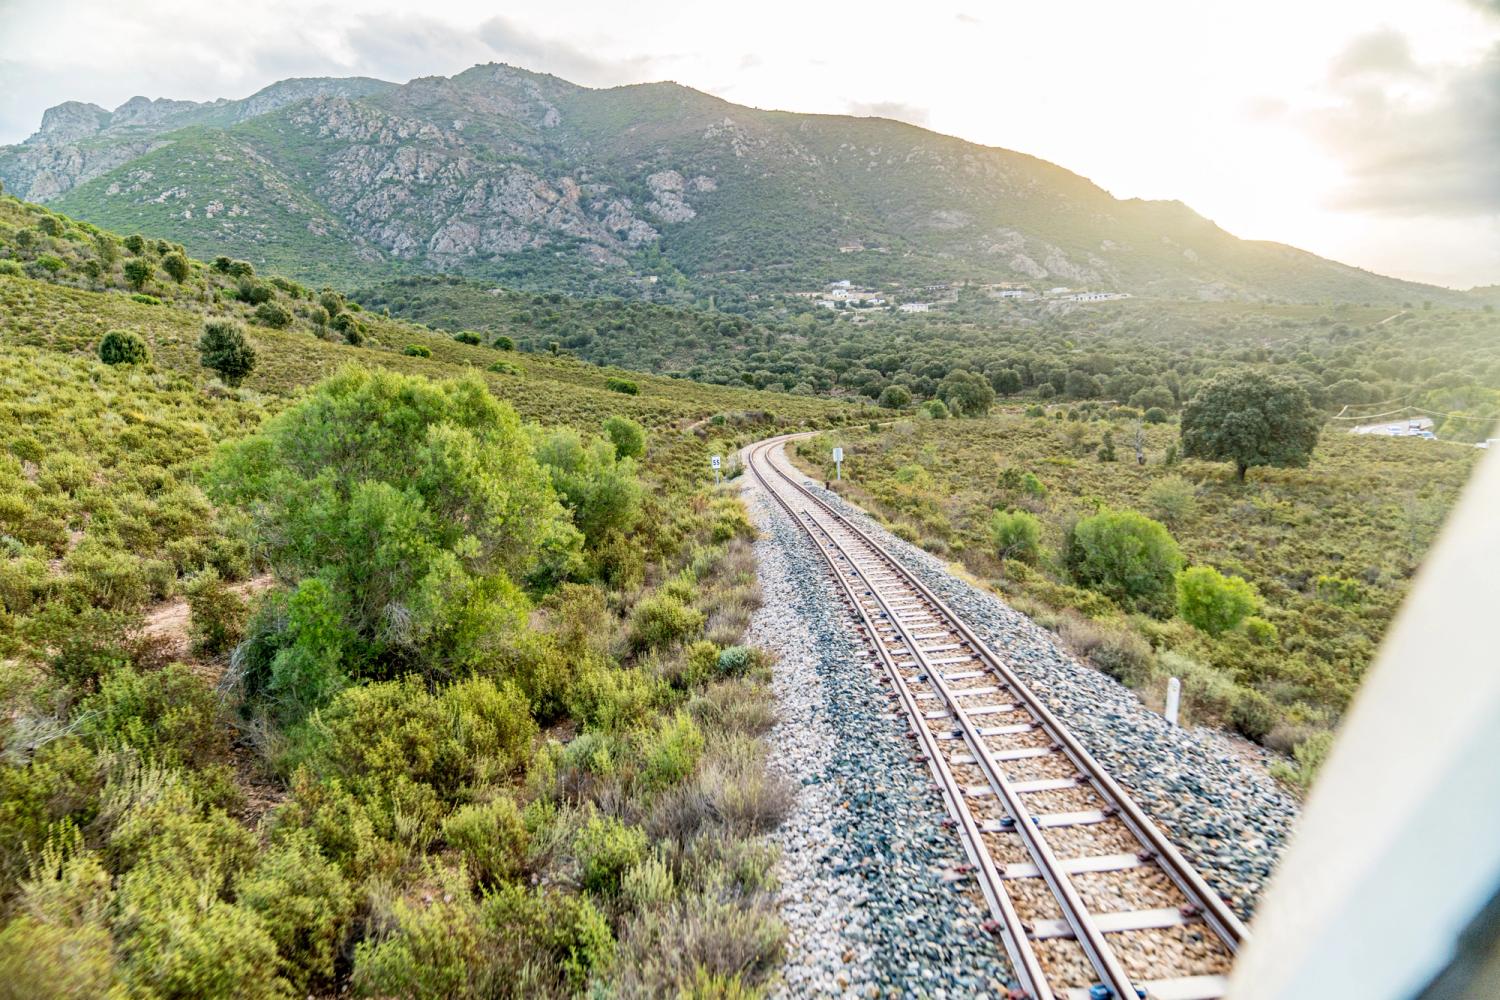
[358,276,1500,442]
[794,403,1486,787]
[0,194,867,997]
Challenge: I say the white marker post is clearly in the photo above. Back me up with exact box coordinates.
[710,454,721,485]
[1165,676,1181,727]
[833,446,844,481]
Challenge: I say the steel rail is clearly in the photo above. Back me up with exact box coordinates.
[744,434,1249,998]
[750,457,1053,998]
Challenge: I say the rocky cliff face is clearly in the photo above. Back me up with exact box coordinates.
[2,63,1449,303]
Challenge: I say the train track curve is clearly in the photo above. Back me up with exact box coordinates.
[744,435,1248,1000]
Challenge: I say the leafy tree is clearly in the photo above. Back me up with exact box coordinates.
[1064,370,1102,400]
[602,415,646,459]
[210,367,576,676]
[161,251,190,283]
[991,368,1024,395]
[938,370,994,417]
[198,320,257,387]
[236,279,272,305]
[98,330,149,366]
[1176,566,1259,635]
[122,234,146,254]
[122,258,153,291]
[878,384,912,409]
[1129,385,1176,411]
[988,509,1041,564]
[1180,370,1323,481]
[1067,508,1183,613]
[1144,406,1169,424]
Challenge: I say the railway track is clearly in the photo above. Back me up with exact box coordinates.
[745,436,1248,1000]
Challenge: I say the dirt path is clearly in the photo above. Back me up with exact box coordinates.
[142,573,275,663]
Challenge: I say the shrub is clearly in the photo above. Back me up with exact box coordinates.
[402,344,431,357]
[1090,630,1156,686]
[98,329,150,365]
[253,300,292,328]
[0,260,22,277]
[198,320,257,387]
[488,360,519,375]
[1314,574,1362,606]
[237,830,356,993]
[715,645,753,677]
[1144,406,1169,423]
[643,711,705,789]
[442,797,528,884]
[1270,731,1336,790]
[1230,689,1278,741]
[630,592,706,650]
[184,568,248,657]
[574,815,648,897]
[235,279,273,305]
[82,662,223,769]
[920,398,949,420]
[494,335,515,350]
[1243,615,1280,646]
[615,893,784,997]
[1066,508,1183,613]
[454,331,482,345]
[603,415,647,459]
[161,251,190,283]
[0,918,117,999]
[479,883,615,992]
[988,509,1041,564]
[1145,475,1196,524]
[606,377,640,395]
[351,869,485,998]
[129,293,160,305]
[1176,565,1259,636]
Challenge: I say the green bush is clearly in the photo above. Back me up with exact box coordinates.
[1144,474,1196,524]
[402,344,431,357]
[288,675,537,805]
[253,300,292,329]
[643,711,705,789]
[185,568,247,657]
[488,360,520,375]
[198,320,257,387]
[0,260,23,277]
[715,645,753,677]
[494,335,515,350]
[454,331,482,345]
[988,509,1041,564]
[1230,689,1277,741]
[630,592,706,651]
[161,251,191,283]
[1271,730,1336,790]
[129,293,160,306]
[479,883,615,992]
[603,415,647,459]
[1066,508,1183,613]
[82,663,223,769]
[1090,630,1156,686]
[235,279,273,305]
[236,830,356,994]
[920,398,949,420]
[98,329,150,365]
[442,796,528,884]
[574,814,648,897]
[606,377,640,395]
[1243,615,1280,646]
[0,917,118,999]
[1176,565,1259,636]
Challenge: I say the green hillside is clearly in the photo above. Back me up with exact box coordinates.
[0,195,859,997]
[2,63,1474,305]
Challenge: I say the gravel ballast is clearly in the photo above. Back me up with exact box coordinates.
[743,482,1014,998]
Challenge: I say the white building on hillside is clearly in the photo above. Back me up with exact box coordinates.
[898,302,931,313]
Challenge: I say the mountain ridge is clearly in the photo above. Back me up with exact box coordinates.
[0,63,1472,305]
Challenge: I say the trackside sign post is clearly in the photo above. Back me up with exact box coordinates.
[711,454,721,485]
[833,446,844,481]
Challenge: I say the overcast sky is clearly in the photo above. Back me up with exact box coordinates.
[2,0,1496,288]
